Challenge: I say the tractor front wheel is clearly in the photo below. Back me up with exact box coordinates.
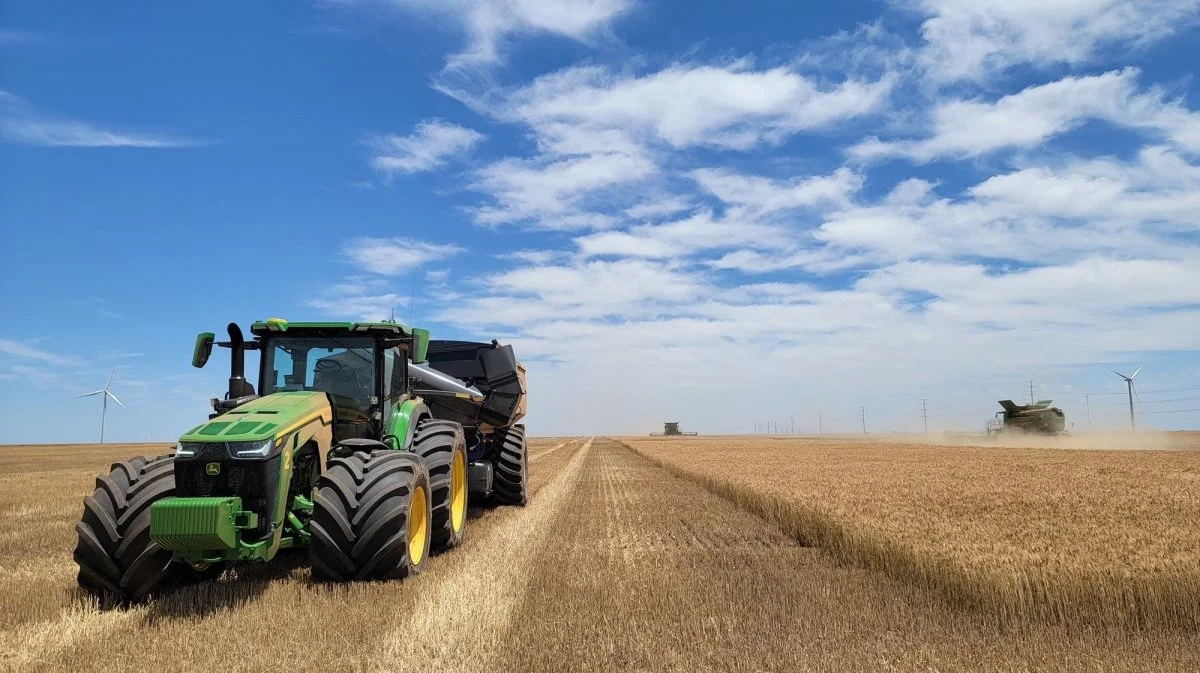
[309,450,431,582]
[73,455,185,603]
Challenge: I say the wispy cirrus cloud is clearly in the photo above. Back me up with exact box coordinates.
[850,68,1200,162]
[913,0,1200,82]
[0,90,203,148]
[0,338,79,366]
[368,118,485,176]
[331,0,634,71]
[340,237,464,275]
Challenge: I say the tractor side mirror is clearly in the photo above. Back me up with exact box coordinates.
[192,332,215,368]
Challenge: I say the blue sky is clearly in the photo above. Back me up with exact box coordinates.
[2,0,1200,442]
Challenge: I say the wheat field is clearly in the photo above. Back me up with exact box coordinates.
[623,435,1200,629]
[2,437,1198,673]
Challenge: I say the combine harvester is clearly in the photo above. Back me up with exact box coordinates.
[73,319,527,602]
[985,399,1068,436]
[653,421,698,436]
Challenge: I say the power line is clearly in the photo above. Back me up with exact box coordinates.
[1093,395,1200,406]
[1098,407,1200,416]
[1057,384,1200,397]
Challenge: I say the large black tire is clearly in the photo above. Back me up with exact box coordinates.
[309,450,431,582]
[73,455,185,603]
[413,419,468,554]
[491,424,528,506]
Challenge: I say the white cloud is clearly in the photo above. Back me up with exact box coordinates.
[472,149,655,229]
[850,68,1200,162]
[358,0,632,70]
[624,196,694,220]
[496,249,564,264]
[511,62,894,150]
[8,364,64,388]
[465,59,891,230]
[368,118,485,175]
[0,339,78,366]
[341,237,464,275]
[691,166,863,213]
[435,258,707,327]
[0,90,201,148]
[915,0,1200,82]
[575,209,783,259]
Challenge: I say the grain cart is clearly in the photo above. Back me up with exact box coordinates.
[985,399,1067,436]
[73,319,527,602]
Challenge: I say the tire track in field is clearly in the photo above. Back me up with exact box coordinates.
[366,437,594,671]
[528,437,581,461]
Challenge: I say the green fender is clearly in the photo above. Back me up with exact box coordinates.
[387,398,431,450]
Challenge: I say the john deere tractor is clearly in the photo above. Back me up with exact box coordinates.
[73,318,527,602]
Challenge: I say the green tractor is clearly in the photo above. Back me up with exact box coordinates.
[73,318,528,602]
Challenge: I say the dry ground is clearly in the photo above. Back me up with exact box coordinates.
[2,438,1198,673]
[623,435,1200,629]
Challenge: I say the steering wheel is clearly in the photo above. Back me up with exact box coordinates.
[315,358,343,373]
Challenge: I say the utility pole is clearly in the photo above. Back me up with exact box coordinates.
[921,398,928,433]
[860,407,867,434]
[1028,380,1036,404]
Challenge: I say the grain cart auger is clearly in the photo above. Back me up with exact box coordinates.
[73,319,528,603]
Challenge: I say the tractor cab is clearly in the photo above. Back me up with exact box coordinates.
[193,318,429,445]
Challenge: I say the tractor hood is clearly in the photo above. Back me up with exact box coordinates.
[180,392,332,443]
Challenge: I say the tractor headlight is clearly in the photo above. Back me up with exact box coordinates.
[227,439,274,458]
[174,442,204,458]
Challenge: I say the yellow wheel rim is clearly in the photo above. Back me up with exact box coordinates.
[408,485,428,566]
[450,450,467,534]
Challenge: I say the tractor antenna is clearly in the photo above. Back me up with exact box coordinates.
[407,267,419,325]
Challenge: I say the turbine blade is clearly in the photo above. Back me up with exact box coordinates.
[76,390,105,397]
[1130,365,1144,380]
[105,368,115,389]
[1105,367,1130,379]
[106,391,127,410]
[1132,382,1141,403]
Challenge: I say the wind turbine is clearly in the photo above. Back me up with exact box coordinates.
[1107,365,1143,430]
[77,368,126,443]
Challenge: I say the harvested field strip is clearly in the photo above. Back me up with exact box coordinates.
[621,437,1200,629]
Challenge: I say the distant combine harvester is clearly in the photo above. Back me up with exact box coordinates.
[986,400,1068,436]
[652,421,698,436]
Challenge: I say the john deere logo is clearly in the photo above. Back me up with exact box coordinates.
[205,462,221,476]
